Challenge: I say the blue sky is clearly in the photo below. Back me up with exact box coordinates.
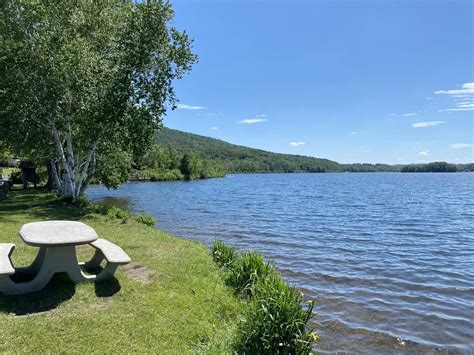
[165,0,473,164]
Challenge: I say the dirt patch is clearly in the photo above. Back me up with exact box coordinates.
[89,298,112,312]
[122,264,153,284]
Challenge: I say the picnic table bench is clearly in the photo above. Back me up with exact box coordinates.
[0,221,130,295]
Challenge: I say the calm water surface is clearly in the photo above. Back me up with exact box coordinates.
[88,173,474,353]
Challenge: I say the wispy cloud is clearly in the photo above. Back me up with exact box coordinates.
[434,82,474,96]
[210,126,218,130]
[435,82,474,112]
[351,131,357,135]
[289,141,305,146]
[238,118,268,124]
[238,114,269,124]
[450,143,474,149]
[177,103,206,110]
[412,121,446,128]
[390,112,417,117]
[439,102,474,112]
[418,150,429,156]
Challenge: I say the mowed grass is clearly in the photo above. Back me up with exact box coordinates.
[0,188,244,353]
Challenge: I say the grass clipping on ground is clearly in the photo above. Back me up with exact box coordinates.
[0,189,244,353]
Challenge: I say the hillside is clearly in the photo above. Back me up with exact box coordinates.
[156,127,397,173]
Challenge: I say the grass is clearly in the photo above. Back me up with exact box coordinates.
[0,188,245,353]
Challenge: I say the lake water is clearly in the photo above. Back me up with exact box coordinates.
[87,173,474,353]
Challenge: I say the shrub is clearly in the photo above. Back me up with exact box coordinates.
[73,195,91,208]
[235,273,316,354]
[135,213,157,227]
[226,251,276,298]
[88,202,109,215]
[107,207,131,223]
[212,240,237,269]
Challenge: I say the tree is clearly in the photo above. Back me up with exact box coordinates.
[0,0,197,198]
[180,151,204,180]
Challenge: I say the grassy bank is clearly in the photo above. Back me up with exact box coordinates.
[0,189,244,352]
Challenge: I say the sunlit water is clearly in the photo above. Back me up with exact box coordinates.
[88,173,474,353]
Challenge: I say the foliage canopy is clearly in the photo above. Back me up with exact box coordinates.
[0,0,197,197]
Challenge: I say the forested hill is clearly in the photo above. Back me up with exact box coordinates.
[155,127,397,173]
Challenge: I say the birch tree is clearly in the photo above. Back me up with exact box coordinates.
[0,0,197,198]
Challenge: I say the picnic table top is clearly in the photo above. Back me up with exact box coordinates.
[19,221,98,247]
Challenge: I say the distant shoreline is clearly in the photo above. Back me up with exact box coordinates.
[127,169,473,183]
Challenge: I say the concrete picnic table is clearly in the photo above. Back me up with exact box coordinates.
[0,221,130,295]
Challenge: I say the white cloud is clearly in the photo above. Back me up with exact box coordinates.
[418,150,429,156]
[289,141,305,146]
[412,120,446,128]
[450,143,474,149]
[439,102,474,112]
[390,112,417,117]
[351,131,357,135]
[177,103,206,110]
[238,116,269,124]
[435,82,474,112]
[210,126,218,130]
[434,82,474,95]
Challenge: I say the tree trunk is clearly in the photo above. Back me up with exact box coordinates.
[49,121,97,199]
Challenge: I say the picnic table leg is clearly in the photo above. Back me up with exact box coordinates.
[14,246,46,278]
[83,249,105,270]
[0,261,53,295]
[94,264,118,282]
[0,246,95,295]
[40,246,95,283]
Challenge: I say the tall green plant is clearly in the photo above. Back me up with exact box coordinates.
[236,273,316,354]
[226,252,275,298]
[212,240,238,269]
[212,240,317,353]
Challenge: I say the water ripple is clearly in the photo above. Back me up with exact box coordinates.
[88,173,474,353]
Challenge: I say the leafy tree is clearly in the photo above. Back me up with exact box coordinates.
[180,151,204,180]
[0,0,197,198]
[0,140,12,161]
[401,162,457,172]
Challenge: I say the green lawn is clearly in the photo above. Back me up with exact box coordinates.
[0,188,244,353]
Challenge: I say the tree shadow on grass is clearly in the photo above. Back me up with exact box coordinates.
[0,189,89,223]
[0,273,76,316]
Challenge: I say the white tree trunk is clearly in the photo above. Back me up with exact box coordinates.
[49,121,97,199]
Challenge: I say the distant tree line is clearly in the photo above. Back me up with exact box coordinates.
[150,128,474,177]
[400,162,457,173]
[137,144,225,181]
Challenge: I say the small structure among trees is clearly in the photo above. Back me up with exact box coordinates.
[19,161,37,189]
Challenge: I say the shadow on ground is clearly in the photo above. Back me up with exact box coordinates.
[95,277,121,297]
[0,188,89,223]
[0,274,76,316]
[0,274,121,315]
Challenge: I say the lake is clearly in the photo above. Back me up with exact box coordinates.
[87,173,474,353]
